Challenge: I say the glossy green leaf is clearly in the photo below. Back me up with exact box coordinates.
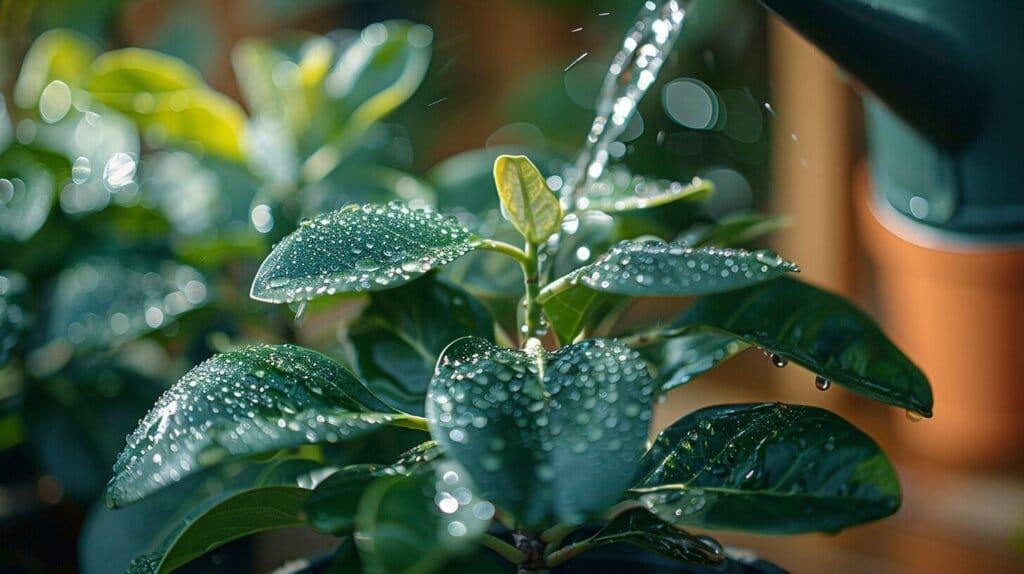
[355,461,491,574]
[350,274,494,415]
[105,344,404,507]
[305,441,442,535]
[585,172,714,213]
[250,203,478,304]
[564,239,799,297]
[427,337,654,526]
[655,333,749,393]
[678,213,790,248]
[542,282,625,347]
[673,277,933,416]
[138,486,310,574]
[589,508,721,565]
[13,28,98,109]
[86,48,248,160]
[493,155,563,244]
[633,403,901,533]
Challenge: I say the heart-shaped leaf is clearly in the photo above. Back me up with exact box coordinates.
[588,508,721,565]
[350,274,494,415]
[355,461,492,574]
[251,203,478,304]
[494,155,563,244]
[633,403,900,534]
[565,239,799,297]
[427,337,654,526]
[673,277,933,416]
[105,344,406,507]
[129,486,310,574]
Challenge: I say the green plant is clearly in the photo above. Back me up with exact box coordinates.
[104,145,932,572]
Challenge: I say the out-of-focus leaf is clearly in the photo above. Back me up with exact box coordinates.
[250,204,478,304]
[42,257,210,354]
[673,277,933,416]
[355,461,490,574]
[105,344,405,507]
[588,508,721,565]
[86,48,247,160]
[0,146,62,241]
[678,213,790,248]
[633,403,901,534]
[13,28,98,109]
[0,271,28,366]
[301,163,435,219]
[427,337,653,526]
[493,154,562,244]
[350,274,494,415]
[584,168,714,213]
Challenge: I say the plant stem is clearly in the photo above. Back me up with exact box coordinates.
[536,272,577,304]
[475,238,531,266]
[544,540,596,567]
[522,240,542,338]
[481,534,529,564]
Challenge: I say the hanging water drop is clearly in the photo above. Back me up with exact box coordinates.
[905,409,924,423]
[770,353,788,368]
[814,375,831,391]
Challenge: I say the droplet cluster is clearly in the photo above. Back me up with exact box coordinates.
[251,202,475,303]
[426,336,654,525]
[106,344,399,507]
[574,239,799,296]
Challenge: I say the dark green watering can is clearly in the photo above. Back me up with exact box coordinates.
[759,0,1024,241]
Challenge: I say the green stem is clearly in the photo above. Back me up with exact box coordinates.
[522,241,542,338]
[540,523,577,545]
[481,534,529,564]
[536,272,577,304]
[475,238,531,266]
[544,540,596,567]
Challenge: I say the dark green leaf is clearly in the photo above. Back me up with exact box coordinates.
[105,344,404,507]
[633,403,901,533]
[0,146,60,241]
[565,239,799,297]
[355,461,491,574]
[542,283,625,347]
[655,333,749,393]
[590,508,721,565]
[673,277,933,416]
[350,274,494,415]
[305,441,442,535]
[0,270,28,366]
[250,203,478,304]
[427,337,654,526]
[86,48,248,160]
[493,155,562,243]
[151,486,310,574]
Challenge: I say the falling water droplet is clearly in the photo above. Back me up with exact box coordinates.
[814,375,831,391]
[294,301,308,325]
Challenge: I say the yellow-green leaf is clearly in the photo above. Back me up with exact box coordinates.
[13,28,98,109]
[493,155,563,244]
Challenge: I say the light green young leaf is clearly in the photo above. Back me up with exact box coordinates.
[633,403,901,534]
[493,155,563,244]
[105,344,404,507]
[250,203,478,304]
[13,28,98,109]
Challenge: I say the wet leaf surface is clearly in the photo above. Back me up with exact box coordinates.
[590,508,721,565]
[250,203,477,304]
[350,274,494,415]
[584,171,713,214]
[655,333,749,393]
[106,344,402,507]
[633,403,900,533]
[570,239,799,297]
[355,461,491,574]
[673,277,933,416]
[427,337,653,526]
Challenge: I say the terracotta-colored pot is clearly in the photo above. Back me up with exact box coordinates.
[856,164,1024,466]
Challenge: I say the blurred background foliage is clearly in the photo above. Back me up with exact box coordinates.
[0,0,770,572]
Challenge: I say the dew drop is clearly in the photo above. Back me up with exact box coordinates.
[814,375,831,391]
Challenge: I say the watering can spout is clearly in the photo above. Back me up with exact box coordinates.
[759,0,987,149]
